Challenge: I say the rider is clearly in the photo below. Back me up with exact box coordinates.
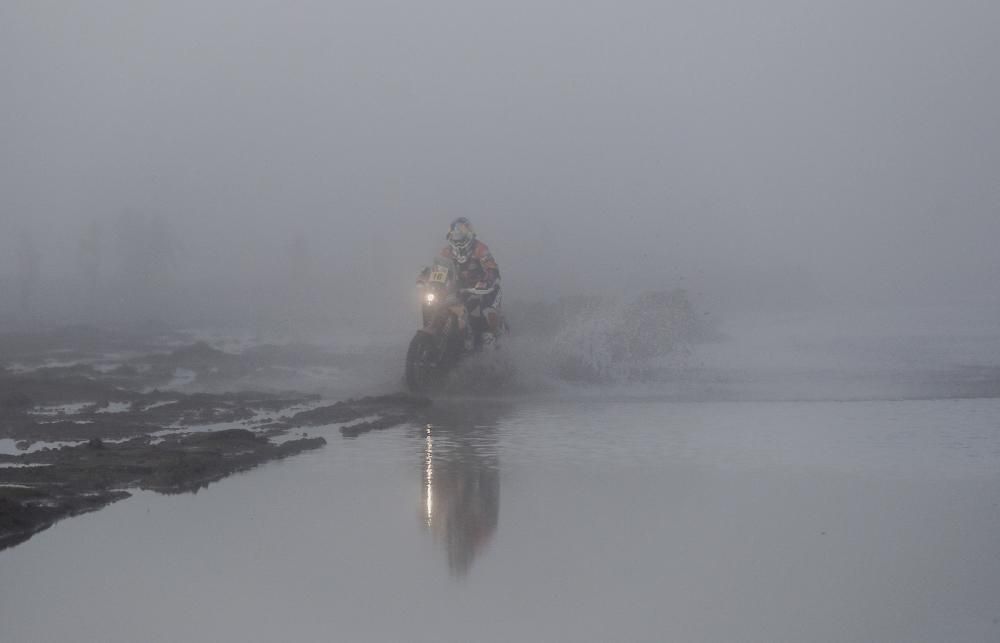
[422,217,502,346]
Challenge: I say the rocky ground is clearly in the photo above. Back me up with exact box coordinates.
[0,325,428,551]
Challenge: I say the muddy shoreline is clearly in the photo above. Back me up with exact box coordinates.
[0,326,427,551]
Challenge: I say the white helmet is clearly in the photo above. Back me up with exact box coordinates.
[446,217,475,263]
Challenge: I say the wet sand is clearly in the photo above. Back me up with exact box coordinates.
[0,326,427,550]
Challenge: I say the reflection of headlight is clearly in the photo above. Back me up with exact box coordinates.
[425,292,436,303]
[425,426,433,526]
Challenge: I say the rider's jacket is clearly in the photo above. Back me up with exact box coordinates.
[439,240,499,290]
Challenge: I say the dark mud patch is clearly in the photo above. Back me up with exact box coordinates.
[2,324,383,395]
[0,429,325,551]
[0,326,436,552]
[338,414,417,438]
[260,393,432,438]
[0,386,431,552]
[282,393,431,427]
[0,323,447,552]
[0,487,131,551]
[0,383,321,444]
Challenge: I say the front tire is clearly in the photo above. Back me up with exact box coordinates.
[405,332,440,393]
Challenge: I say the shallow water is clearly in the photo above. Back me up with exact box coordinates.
[2,397,999,642]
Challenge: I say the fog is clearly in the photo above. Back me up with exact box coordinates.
[4,7,1000,640]
[2,0,999,332]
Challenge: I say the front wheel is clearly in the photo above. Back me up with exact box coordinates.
[405,331,441,393]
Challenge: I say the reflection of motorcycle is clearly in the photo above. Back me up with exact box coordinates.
[406,259,500,393]
[417,405,503,576]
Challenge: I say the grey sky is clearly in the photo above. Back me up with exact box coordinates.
[2,0,998,322]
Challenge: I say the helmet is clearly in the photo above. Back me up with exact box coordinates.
[446,217,476,263]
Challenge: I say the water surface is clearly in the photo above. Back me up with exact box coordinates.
[2,397,999,642]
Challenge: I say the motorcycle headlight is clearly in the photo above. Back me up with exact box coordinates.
[425,292,436,304]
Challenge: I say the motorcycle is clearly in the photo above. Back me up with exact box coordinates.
[405,259,502,393]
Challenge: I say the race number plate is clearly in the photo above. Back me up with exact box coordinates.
[430,271,448,283]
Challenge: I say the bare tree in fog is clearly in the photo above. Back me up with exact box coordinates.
[76,220,102,316]
[112,212,178,321]
[145,215,177,291]
[282,233,315,335]
[16,229,40,319]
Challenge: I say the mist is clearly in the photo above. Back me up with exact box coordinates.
[2,0,998,335]
[5,5,1000,641]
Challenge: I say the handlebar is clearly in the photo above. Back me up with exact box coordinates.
[459,285,498,296]
[416,283,497,298]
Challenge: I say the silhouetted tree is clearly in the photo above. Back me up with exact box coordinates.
[77,220,102,301]
[17,230,40,317]
[112,211,178,320]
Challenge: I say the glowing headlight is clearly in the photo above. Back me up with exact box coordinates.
[425,292,436,303]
